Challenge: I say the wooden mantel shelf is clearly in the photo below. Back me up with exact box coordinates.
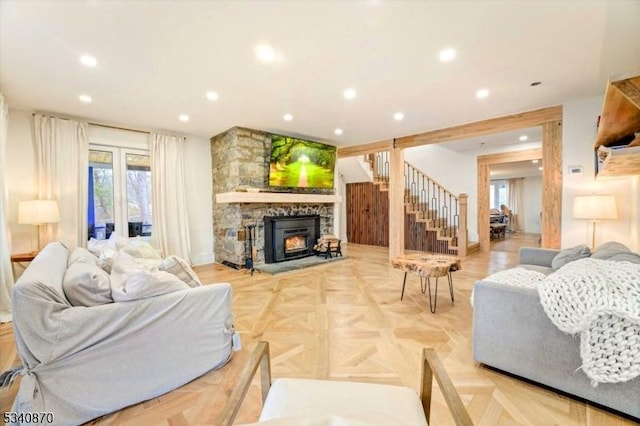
[216,191,342,204]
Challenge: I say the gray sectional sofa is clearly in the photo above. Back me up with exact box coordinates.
[473,244,640,420]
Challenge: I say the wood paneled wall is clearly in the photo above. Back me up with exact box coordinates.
[346,183,389,247]
[404,214,456,254]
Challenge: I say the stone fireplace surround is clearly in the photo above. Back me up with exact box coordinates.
[211,127,335,267]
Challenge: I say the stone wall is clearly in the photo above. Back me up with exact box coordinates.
[211,127,335,267]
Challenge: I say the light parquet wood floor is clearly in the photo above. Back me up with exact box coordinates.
[1,233,637,425]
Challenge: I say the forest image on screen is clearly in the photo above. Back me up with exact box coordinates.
[269,135,336,189]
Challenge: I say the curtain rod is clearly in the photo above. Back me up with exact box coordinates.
[32,113,185,138]
[88,122,149,135]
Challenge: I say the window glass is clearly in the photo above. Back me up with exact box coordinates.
[89,150,115,240]
[126,154,152,237]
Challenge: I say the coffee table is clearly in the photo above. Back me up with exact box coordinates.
[391,252,461,313]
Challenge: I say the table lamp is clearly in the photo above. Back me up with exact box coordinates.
[18,199,60,252]
[572,194,617,250]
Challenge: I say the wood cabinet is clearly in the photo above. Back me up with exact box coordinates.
[594,74,640,178]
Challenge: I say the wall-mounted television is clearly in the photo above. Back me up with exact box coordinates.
[269,134,337,189]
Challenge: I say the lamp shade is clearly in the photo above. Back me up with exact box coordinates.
[18,200,60,225]
[573,195,618,220]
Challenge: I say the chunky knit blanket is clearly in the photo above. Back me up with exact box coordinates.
[538,258,640,385]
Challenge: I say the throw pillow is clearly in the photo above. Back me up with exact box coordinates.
[110,251,189,302]
[607,252,640,264]
[63,261,113,306]
[551,244,591,270]
[160,255,202,288]
[68,247,99,266]
[97,247,119,274]
[121,238,162,260]
[591,241,631,260]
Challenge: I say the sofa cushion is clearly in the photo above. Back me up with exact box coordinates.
[110,251,189,302]
[259,378,427,425]
[551,245,591,270]
[160,255,201,288]
[63,261,113,306]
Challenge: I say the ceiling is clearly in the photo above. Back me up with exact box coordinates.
[1,1,639,147]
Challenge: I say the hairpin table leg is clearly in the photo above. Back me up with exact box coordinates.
[427,276,438,314]
[400,272,407,301]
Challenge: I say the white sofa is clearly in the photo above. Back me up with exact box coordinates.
[4,242,237,425]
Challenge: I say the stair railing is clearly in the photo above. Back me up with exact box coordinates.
[368,151,390,184]
[365,151,468,255]
[405,162,459,237]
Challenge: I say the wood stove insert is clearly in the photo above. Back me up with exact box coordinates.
[264,215,320,263]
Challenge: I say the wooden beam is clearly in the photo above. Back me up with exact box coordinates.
[395,106,562,149]
[541,120,563,249]
[388,147,405,260]
[477,163,490,252]
[457,194,468,257]
[337,139,393,158]
[478,148,542,165]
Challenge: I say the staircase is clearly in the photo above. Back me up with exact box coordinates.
[365,152,478,256]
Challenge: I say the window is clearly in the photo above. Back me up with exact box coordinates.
[88,147,152,240]
[489,180,508,210]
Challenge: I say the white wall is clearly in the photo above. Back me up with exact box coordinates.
[561,96,639,251]
[522,176,542,233]
[5,109,215,264]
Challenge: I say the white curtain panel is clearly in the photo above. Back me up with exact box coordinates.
[508,178,524,232]
[150,133,191,262]
[0,94,14,323]
[34,115,88,249]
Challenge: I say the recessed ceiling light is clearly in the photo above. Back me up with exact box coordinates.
[438,48,456,62]
[519,135,528,141]
[476,88,490,99]
[78,94,92,103]
[79,55,97,67]
[283,113,293,121]
[393,112,404,121]
[179,114,190,122]
[334,128,343,135]
[538,166,543,171]
[532,159,539,164]
[255,44,276,62]
[206,91,219,101]
[343,88,357,100]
